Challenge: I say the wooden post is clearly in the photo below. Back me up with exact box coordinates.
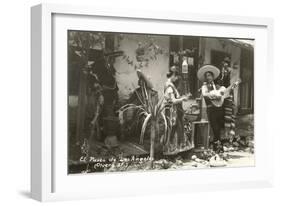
[149,120,156,168]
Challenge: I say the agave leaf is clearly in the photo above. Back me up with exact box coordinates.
[145,86,153,112]
[138,111,149,117]
[139,113,152,144]
[157,96,165,107]
[118,104,138,111]
[154,97,165,116]
[135,90,146,107]
[140,84,148,109]
[119,106,136,114]
[118,104,145,114]
[132,106,146,114]
[135,110,148,127]
[151,104,156,117]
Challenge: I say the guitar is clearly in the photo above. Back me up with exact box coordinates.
[209,79,241,107]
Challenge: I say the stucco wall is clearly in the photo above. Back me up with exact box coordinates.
[203,38,241,107]
[114,34,170,102]
[69,37,243,109]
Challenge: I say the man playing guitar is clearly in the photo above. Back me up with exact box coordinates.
[197,65,240,153]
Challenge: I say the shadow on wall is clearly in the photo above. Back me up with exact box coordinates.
[114,34,170,102]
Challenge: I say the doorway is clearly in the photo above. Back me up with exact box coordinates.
[211,50,230,69]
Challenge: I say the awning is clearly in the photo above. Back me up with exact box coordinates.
[226,39,254,50]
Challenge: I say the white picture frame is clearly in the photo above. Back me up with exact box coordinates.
[31,3,274,202]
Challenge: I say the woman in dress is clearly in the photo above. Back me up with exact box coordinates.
[163,69,191,155]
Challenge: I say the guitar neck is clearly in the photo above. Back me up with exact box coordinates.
[227,81,240,91]
[225,84,234,93]
[223,81,240,98]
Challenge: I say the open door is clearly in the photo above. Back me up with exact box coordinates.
[211,50,230,69]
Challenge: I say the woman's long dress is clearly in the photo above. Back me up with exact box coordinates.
[163,82,193,155]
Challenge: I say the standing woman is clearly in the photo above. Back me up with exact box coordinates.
[163,68,191,155]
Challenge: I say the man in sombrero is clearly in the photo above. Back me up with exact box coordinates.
[197,65,224,153]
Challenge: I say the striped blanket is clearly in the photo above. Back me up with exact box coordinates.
[223,91,236,140]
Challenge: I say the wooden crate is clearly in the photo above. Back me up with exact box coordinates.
[192,120,210,150]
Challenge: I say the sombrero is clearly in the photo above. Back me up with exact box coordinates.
[197,65,220,82]
[136,69,154,89]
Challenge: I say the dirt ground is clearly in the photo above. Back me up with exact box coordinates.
[158,114,255,170]
[68,114,254,173]
[176,150,254,170]
[103,114,255,172]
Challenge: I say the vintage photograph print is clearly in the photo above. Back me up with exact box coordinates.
[67,31,254,174]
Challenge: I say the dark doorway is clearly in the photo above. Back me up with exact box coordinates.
[211,50,230,69]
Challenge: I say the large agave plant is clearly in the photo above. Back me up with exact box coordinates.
[118,85,170,165]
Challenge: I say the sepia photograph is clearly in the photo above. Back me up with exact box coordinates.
[67,31,254,174]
